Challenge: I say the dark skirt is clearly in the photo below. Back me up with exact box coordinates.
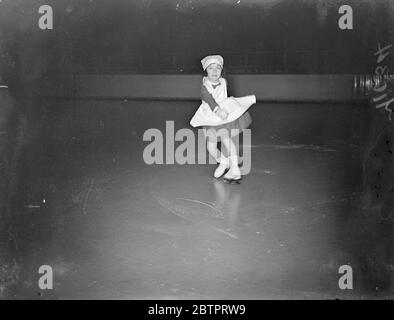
[203,111,252,142]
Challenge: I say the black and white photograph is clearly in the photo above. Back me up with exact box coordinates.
[0,0,393,304]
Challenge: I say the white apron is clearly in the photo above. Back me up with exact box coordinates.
[190,77,256,127]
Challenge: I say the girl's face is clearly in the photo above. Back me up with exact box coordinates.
[206,63,222,83]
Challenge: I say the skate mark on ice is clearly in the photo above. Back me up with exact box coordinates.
[257,144,337,152]
[176,198,223,216]
[253,169,274,175]
[213,228,238,239]
[294,192,363,209]
[137,223,180,237]
[82,178,95,215]
[154,196,238,240]
[242,200,296,214]
[154,196,195,223]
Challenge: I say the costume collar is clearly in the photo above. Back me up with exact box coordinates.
[203,77,223,87]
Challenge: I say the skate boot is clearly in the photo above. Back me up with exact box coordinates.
[214,156,230,179]
[224,155,242,183]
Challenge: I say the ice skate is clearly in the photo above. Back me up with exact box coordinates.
[224,178,241,185]
[223,155,242,183]
[214,156,229,178]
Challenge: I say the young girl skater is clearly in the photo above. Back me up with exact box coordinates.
[190,55,256,183]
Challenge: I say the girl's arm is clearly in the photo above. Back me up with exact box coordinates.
[201,85,220,112]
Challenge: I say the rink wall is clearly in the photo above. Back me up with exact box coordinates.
[36,74,361,102]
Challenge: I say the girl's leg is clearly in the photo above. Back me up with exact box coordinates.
[221,136,237,157]
[206,140,220,163]
[221,136,241,180]
[206,139,230,178]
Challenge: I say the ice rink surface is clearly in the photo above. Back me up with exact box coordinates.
[5,99,393,299]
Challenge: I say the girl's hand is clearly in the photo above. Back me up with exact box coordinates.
[216,108,228,120]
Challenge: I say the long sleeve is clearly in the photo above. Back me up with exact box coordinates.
[201,85,219,111]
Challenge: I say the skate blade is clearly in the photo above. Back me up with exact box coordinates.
[223,178,242,184]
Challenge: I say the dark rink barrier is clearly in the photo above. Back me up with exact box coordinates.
[37,74,362,103]
[0,88,26,298]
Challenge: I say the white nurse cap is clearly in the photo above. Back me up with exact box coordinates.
[201,55,224,70]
